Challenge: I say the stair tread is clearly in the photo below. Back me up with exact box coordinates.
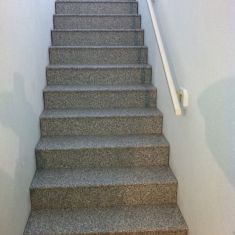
[31,166,177,189]
[56,0,137,1]
[53,14,141,30]
[50,45,147,48]
[52,29,144,32]
[55,0,138,3]
[36,134,168,151]
[54,13,140,16]
[44,84,156,92]
[55,1,138,15]
[56,1,138,3]
[24,204,187,235]
[47,64,151,69]
[41,108,162,118]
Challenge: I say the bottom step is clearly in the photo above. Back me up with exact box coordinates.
[24,205,187,235]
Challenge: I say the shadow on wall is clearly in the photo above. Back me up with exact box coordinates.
[0,74,37,235]
[198,78,235,188]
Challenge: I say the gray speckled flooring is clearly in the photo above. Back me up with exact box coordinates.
[53,15,141,30]
[36,134,168,150]
[24,205,187,235]
[31,166,176,188]
[35,135,169,169]
[55,2,138,15]
[24,0,188,234]
[40,108,162,118]
[47,64,152,69]
[44,84,156,92]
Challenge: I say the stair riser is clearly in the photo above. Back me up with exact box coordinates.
[55,2,138,15]
[36,146,169,169]
[49,47,147,65]
[46,67,152,85]
[40,116,163,136]
[44,90,156,109]
[54,15,141,30]
[31,183,177,209]
[52,31,144,46]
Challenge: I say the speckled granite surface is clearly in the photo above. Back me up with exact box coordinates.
[52,30,144,46]
[56,0,137,1]
[24,0,188,234]
[36,135,169,168]
[24,205,187,235]
[46,64,152,85]
[43,84,157,109]
[40,108,163,136]
[49,46,148,65]
[32,166,176,188]
[55,2,138,15]
[54,15,141,30]
[30,166,177,209]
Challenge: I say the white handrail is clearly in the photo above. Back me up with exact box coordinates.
[146,0,184,116]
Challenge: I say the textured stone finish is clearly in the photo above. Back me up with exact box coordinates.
[43,85,157,109]
[55,2,138,15]
[56,0,137,1]
[30,167,177,209]
[54,15,141,30]
[36,135,169,169]
[52,30,144,46]
[49,46,148,65]
[40,108,163,136]
[24,0,188,234]
[24,205,187,235]
[46,65,152,85]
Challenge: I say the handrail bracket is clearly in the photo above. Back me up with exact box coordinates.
[177,88,189,109]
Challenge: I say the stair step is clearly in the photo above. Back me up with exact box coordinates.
[30,166,177,209]
[49,46,148,65]
[43,85,156,109]
[36,134,169,169]
[40,108,163,137]
[46,64,152,85]
[56,0,137,2]
[52,29,144,46]
[24,204,188,235]
[53,14,141,30]
[55,1,138,15]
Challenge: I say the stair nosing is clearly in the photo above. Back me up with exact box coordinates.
[43,84,156,92]
[47,64,152,69]
[40,108,162,119]
[54,14,140,17]
[52,29,144,32]
[49,46,147,49]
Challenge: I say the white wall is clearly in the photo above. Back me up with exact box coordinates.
[138,0,235,235]
[0,1,55,234]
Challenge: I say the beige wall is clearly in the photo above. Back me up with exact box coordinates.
[138,0,235,234]
[0,1,55,234]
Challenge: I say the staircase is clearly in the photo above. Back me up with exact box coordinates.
[24,1,188,234]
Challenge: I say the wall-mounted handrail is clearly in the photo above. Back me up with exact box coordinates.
[146,0,186,116]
